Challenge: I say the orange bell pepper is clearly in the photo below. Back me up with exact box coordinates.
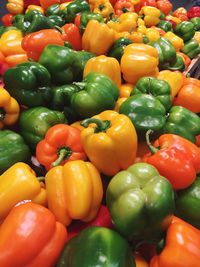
[150,216,200,267]
[134,252,149,267]
[172,7,188,21]
[25,4,45,14]
[83,55,121,89]
[6,0,24,15]
[156,0,172,16]
[39,0,60,10]
[81,110,138,176]
[45,160,103,226]
[0,201,67,267]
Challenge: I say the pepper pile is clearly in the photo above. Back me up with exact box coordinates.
[0,0,200,266]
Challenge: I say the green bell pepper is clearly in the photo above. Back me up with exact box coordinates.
[19,107,67,151]
[162,54,185,72]
[106,162,175,243]
[79,11,104,33]
[38,44,82,85]
[48,15,65,27]
[107,37,133,62]
[56,226,135,267]
[181,39,200,59]
[62,0,90,23]
[190,17,200,31]
[71,72,119,118]
[164,106,200,143]
[45,4,61,16]
[149,37,177,69]
[174,21,195,42]
[175,176,200,229]
[157,20,173,32]
[131,77,172,111]
[75,50,96,80]
[119,94,166,139]
[12,14,25,31]
[0,130,31,174]
[3,61,51,108]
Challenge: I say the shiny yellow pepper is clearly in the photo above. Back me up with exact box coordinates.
[82,20,115,55]
[107,12,138,33]
[83,55,121,89]
[81,110,138,176]
[0,88,20,129]
[93,1,114,19]
[6,0,24,15]
[45,160,103,226]
[194,31,200,45]
[0,162,47,222]
[164,32,184,51]
[139,6,161,27]
[25,5,45,14]
[145,28,161,42]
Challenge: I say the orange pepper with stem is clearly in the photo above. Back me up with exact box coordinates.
[6,0,24,15]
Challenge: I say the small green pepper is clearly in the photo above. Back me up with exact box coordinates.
[174,21,195,42]
[107,37,133,62]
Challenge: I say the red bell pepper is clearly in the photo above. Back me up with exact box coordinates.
[156,0,172,16]
[173,7,188,21]
[0,201,67,267]
[188,6,200,19]
[1,13,14,26]
[114,0,135,16]
[36,124,87,171]
[61,23,82,51]
[144,132,200,190]
[24,0,40,8]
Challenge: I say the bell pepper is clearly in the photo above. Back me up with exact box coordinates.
[24,0,40,8]
[82,20,115,56]
[156,0,172,16]
[157,20,172,32]
[163,32,184,52]
[188,6,200,19]
[45,3,61,16]
[48,14,66,27]
[36,124,86,170]
[164,106,200,144]
[190,17,200,31]
[0,130,31,174]
[132,77,172,111]
[145,28,160,42]
[174,21,195,42]
[0,87,20,129]
[81,110,137,176]
[119,94,166,139]
[139,6,161,27]
[106,162,175,243]
[57,226,135,267]
[107,12,138,33]
[62,0,90,23]
[181,39,200,59]
[6,0,24,15]
[120,43,159,84]
[79,11,104,33]
[61,23,82,51]
[3,61,52,107]
[45,160,103,225]
[134,253,149,267]
[172,7,188,21]
[114,0,135,16]
[83,55,121,89]
[26,5,45,14]
[162,54,185,72]
[107,37,132,61]
[71,72,119,118]
[0,201,67,267]
[165,15,181,29]
[39,0,60,10]
[93,1,114,19]
[194,31,200,45]
[150,216,200,267]
[38,44,82,85]
[177,51,191,68]
[145,132,200,190]
[1,13,14,27]
[119,83,133,98]
[19,106,66,152]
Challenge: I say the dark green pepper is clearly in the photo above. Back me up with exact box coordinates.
[131,77,172,111]
[106,162,175,243]
[12,14,25,31]
[107,37,133,62]
[174,21,195,42]
[48,15,65,27]
[181,39,200,59]
[190,17,200,31]
[62,0,90,23]
[0,130,31,174]
[56,226,135,267]
[45,4,61,16]
[165,106,200,143]
[3,61,52,108]
[38,44,82,85]
[157,20,173,32]
[79,11,104,33]
[71,72,119,118]
[19,107,67,152]
[161,54,185,72]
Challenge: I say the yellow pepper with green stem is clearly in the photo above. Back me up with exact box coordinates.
[139,6,161,27]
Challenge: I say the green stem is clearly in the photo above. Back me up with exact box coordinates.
[73,82,86,90]
[81,118,111,133]
[51,147,72,167]
[0,108,5,121]
[122,7,129,13]
[99,4,105,10]
[38,176,45,182]
[145,129,159,154]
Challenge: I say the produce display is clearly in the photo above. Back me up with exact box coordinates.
[0,0,200,266]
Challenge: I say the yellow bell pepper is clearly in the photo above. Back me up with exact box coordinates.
[83,55,121,89]
[139,6,161,27]
[114,97,128,112]
[0,162,47,221]
[137,25,147,35]
[120,43,159,84]
[45,160,103,226]
[119,83,134,98]
[129,32,144,43]
[157,70,184,99]
[114,31,131,40]
[164,32,184,51]
[82,20,115,56]
[165,15,182,25]
[93,1,114,19]
[194,31,200,45]
[6,0,24,15]
[0,88,20,129]
[25,5,45,14]
[81,110,138,176]
[107,12,138,33]
[145,28,160,42]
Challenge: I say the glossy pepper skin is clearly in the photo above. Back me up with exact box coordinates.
[3,61,51,107]
[38,44,82,85]
[57,226,135,267]
[81,110,137,176]
[45,160,103,226]
[71,72,119,119]
[145,133,200,190]
[139,6,161,27]
[163,32,184,52]
[190,17,200,31]
[157,20,172,32]
[162,54,185,72]
[106,162,175,243]
[174,21,195,42]
[62,0,90,23]
[188,6,200,19]
[150,216,200,267]
[61,23,82,51]
[79,11,104,33]
[0,130,31,174]
[114,0,135,16]
[0,201,67,267]
[132,77,172,111]
[107,37,132,62]
[19,107,66,152]
[36,124,86,170]
[181,39,200,59]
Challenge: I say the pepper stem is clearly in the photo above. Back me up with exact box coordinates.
[81,118,111,133]
[51,147,72,167]
[145,129,159,154]
[0,108,5,121]
[38,176,45,183]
